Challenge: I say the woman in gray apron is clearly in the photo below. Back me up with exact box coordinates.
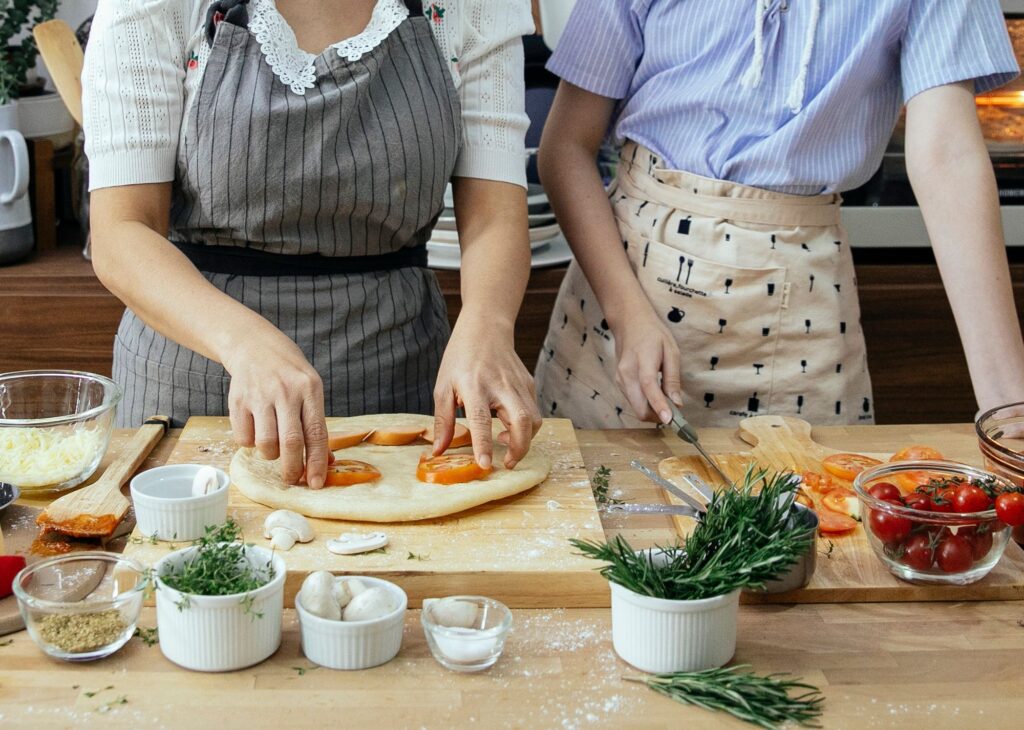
[83,0,541,488]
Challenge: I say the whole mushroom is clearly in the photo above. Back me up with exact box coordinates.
[263,509,314,551]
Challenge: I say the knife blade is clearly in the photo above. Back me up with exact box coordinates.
[604,503,701,517]
[666,403,732,486]
[629,460,707,515]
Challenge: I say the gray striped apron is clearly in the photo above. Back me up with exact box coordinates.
[112,0,461,427]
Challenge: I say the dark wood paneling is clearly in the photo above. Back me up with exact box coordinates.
[4,245,1024,424]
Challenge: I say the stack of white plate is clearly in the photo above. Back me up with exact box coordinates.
[428,184,572,270]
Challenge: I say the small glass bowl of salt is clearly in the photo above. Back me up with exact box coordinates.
[421,596,512,672]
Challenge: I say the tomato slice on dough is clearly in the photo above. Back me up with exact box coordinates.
[324,460,381,486]
[421,423,472,449]
[822,453,882,481]
[417,454,492,485]
[328,430,372,450]
[365,426,426,446]
[817,509,858,535]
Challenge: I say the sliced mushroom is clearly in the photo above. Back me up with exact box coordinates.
[262,509,315,551]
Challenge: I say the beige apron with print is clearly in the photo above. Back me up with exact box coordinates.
[535,143,874,429]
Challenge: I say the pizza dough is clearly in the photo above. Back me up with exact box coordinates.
[230,414,551,522]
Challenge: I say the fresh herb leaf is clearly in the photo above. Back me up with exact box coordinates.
[96,695,128,714]
[824,540,835,559]
[366,546,388,555]
[407,551,429,561]
[0,639,12,647]
[626,665,824,729]
[133,627,159,647]
[291,665,319,676]
[592,465,624,506]
[572,465,813,600]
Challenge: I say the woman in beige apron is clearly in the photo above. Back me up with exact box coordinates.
[535,0,1024,429]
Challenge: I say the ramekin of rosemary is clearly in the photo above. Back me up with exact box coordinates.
[572,466,814,675]
[153,520,286,672]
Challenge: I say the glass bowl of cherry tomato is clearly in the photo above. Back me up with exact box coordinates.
[853,461,1018,585]
[976,402,1024,544]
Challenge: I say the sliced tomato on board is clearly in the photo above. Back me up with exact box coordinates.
[794,489,815,509]
[822,453,882,482]
[365,426,427,446]
[817,509,859,535]
[324,460,382,486]
[417,454,492,485]
[890,445,944,463]
[822,487,860,519]
[800,471,839,494]
[421,423,473,449]
[328,430,372,450]
[893,470,948,495]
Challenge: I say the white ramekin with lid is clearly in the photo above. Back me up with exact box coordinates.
[130,464,229,541]
[296,576,407,670]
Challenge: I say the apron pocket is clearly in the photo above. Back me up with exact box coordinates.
[625,230,787,338]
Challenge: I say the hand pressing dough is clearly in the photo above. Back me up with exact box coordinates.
[231,414,551,522]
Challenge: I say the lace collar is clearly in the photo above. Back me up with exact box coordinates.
[247,0,409,95]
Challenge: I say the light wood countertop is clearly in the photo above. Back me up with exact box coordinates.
[3,424,1023,729]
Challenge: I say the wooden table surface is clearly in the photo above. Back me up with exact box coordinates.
[3,424,1024,729]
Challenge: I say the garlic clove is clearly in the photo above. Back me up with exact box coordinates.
[425,597,480,629]
[191,466,221,496]
[345,578,369,597]
[299,571,342,620]
[342,586,398,622]
[332,578,354,608]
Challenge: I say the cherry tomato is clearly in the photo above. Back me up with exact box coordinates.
[822,487,858,517]
[817,510,858,534]
[930,487,957,514]
[324,460,382,486]
[901,532,936,571]
[421,423,473,449]
[951,483,991,514]
[868,482,901,502]
[962,525,994,561]
[366,426,427,446]
[822,453,882,481]
[417,454,492,484]
[904,494,933,512]
[890,446,944,462]
[995,492,1024,527]
[869,505,912,544]
[936,533,973,573]
[327,430,372,450]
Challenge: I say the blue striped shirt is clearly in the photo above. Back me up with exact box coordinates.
[549,0,1020,195]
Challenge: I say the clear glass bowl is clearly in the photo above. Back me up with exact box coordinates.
[421,596,512,672]
[13,552,148,661]
[853,461,1013,585]
[0,370,121,493]
[976,401,1024,544]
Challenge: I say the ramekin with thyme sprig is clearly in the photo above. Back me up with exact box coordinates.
[154,520,286,672]
[573,466,814,674]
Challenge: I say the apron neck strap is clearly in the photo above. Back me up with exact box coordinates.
[404,0,425,17]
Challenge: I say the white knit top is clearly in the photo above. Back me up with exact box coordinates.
[83,0,534,192]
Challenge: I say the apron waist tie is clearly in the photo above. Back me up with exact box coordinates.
[173,241,428,276]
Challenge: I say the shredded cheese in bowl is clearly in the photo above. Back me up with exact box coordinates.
[0,426,106,489]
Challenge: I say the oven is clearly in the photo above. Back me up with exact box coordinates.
[842,0,1024,247]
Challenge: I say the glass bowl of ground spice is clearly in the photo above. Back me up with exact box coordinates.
[12,552,147,661]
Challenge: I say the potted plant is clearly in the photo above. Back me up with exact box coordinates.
[153,520,286,672]
[1,1,74,139]
[572,467,814,674]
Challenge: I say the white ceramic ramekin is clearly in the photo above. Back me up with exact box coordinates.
[296,576,407,670]
[130,464,229,541]
[610,582,740,674]
[154,546,285,672]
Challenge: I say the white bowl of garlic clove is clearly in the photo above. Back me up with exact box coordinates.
[295,572,407,670]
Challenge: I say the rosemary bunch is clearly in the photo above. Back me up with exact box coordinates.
[160,520,275,603]
[572,465,813,600]
[626,665,824,729]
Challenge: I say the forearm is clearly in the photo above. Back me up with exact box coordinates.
[907,88,1024,411]
[451,177,531,337]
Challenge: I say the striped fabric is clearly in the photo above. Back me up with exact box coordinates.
[549,0,1020,195]
[113,4,459,427]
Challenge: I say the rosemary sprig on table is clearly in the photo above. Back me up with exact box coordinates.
[160,520,274,610]
[626,665,824,729]
[572,465,813,600]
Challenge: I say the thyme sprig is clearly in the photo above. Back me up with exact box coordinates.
[160,521,274,612]
[626,665,824,729]
[592,465,624,506]
[572,466,813,600]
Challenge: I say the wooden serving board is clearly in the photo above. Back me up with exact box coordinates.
[659,415,1024,603]
[124,417,608,608]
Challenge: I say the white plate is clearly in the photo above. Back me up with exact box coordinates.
[428,234,573,271]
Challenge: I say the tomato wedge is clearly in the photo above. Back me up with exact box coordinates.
[817,510,858,535]
[822,453,882,481]
[324,460,381,486]
[421,423,472,449]
[890,445,944,463]
[822,487,860,519]
[328,430,372,450]
[800,471,839,494]
[365,426,426,446]
[417,454,491,485]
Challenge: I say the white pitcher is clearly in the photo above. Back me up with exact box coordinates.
[0,103,33,265]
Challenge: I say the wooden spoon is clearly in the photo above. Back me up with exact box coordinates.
[32,19,85,125]
[36,416,170,539]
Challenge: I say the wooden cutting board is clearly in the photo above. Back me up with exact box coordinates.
[659,415,1024,603]
[123,417,608,608]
